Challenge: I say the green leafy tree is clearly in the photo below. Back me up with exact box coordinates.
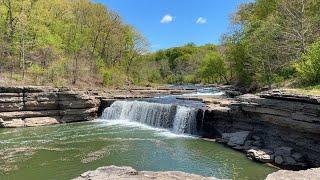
[295,40,320,85]
[199,52,229,84]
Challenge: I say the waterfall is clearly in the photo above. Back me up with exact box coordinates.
[102,101,198,134]
[172,106,197,134]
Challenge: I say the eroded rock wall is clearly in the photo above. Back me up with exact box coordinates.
[0,86,99,128]
[202,91,320,168]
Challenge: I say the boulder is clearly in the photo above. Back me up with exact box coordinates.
[292,152,303,161]
[73,166,218,180]
[266,168,320,180]
[222,131,250,147]
[24,117,60,127]
[275,147,293,156]
[0,119,25,128]
[275,156,284,165]
[283,156,297,166]
[247,148,274,163]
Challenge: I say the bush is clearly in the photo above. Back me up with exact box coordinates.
[295,40,320,85]
[198,52,228,84]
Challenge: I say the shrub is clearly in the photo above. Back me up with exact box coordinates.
[295,40,320,85]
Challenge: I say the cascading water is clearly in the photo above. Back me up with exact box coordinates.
[102,101,198,134]
[172,106,197,134]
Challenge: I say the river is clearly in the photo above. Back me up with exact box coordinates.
[0,87,276,179]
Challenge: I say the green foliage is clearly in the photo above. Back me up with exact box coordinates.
[295,40,320,85]
[0,0,148,87]
[139,44,218,84]
[198,52,228,84]
[224,0,320,90]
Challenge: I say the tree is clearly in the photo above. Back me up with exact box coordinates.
[295,40,320,85]
[198,52,229,84]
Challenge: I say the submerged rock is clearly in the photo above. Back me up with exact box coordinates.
[266,168,320,180]
[73,166,218,180]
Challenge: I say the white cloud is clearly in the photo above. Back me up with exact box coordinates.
[196,17,207,24]
[161,14,173,24]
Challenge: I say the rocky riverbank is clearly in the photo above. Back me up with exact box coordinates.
[1,85,320,177]
[0,86,99,128]
[73,166,217,180]
[196,90,320,169]
[0,86,197,127]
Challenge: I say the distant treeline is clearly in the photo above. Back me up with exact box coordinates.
[142,0,320,90]
[1,0,319,90]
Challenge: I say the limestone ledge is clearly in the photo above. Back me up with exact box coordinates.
[199,90,320,168]
[73,166,217,180]
[0,86,99,128]
[266,168,320,180]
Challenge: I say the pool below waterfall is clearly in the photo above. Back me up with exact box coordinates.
[0,119,275,180]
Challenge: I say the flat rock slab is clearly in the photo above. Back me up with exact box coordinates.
[222,131,250,146]
[73,166,218,180]
[266,168,320,180]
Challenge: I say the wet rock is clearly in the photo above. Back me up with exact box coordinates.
[243,140,253,150]
[251,140,263,147]
[225,90,242,98]
[247,148,274,163]
[0,118,25,128]
[73,166,218,180]
[292,152,303,161]
[266,168,320,180]
[283,156,297,166]
[24,117,59,127]
[222,131,250,147]
[275,147,293,156]
[252,135,261,141]
[275,156,284,165]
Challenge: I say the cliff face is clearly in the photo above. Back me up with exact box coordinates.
[0,86,99,128]
[202,91,320,168]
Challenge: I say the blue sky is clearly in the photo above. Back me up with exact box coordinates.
[95,0,252,51]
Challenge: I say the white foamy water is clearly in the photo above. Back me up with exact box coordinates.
[98,119,193,138]
[101,101,199,135]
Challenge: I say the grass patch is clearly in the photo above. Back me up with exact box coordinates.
[282,84,320,96]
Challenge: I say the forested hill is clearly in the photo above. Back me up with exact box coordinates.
[0,0,320,91]
[0,0,148,87]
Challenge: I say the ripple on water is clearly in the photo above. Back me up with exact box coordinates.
[0,120,276,180]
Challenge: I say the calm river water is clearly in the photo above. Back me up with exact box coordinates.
[0,119,275,180]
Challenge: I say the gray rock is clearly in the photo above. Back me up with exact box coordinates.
[275,147,293,156]
[292,152,303,161]
[222,131,250,147]
[233,146,244,150]
[0,86,99,128]
[252,140,263,147]
[266,168,320,180]
[252,135,261,141]
[73,166,218,180]
[283,156,297,166]
[0,118,25,128]
[275,156,284,165]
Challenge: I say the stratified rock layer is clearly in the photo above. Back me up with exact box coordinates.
[266,168,320,180]
[201,90,320,168]
[0,86,99,128]
[73,166,217,180]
